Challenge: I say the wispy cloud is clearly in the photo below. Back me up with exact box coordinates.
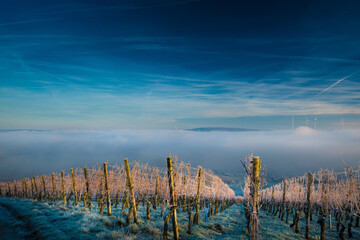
[0,18,58,26]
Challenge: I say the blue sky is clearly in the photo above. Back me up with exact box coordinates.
[1,0,360,130]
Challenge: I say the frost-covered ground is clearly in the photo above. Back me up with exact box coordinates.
[0,197,359,239]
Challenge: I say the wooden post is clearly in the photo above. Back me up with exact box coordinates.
[41,176,46,200]
[61,171,66,205]
[154,175,159,210]
[103,163,111,216]
[250,156,260,240]
[163,212,172,240]
[84,167,90,209]
[51,173,56,201]
[214,178,220,214]
[146,200,151,220]
[124,158,138,223]
[305,172,312,240]
[7,181,11,197]
[317,181,326,240]
[24,179,29,198]
[167,156,179,240]
[30,178,34,198]
[33,177,39,201]
[21,179,25,198]
[281,180,286,221]
[122,191,128,210]
[173,172,178,213]
[13,180,17,197]
[71,168,78,206]
[187,212,193,234]
[194,167,203,225]
[182,174,187,212]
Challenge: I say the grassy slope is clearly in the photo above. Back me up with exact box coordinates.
[0,198,359,239]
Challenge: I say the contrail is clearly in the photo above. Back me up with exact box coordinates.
[316,72,356,96]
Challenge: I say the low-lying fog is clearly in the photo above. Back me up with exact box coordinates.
[0,127,359,181]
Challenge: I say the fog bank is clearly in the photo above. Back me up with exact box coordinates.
[0,128,359,180]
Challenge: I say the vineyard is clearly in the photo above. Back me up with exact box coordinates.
[259,168,360,240]
[0,156,236,239]
[1,155,360,240]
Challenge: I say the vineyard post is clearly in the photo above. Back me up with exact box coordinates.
[103,163,111,216]
[348,168,354,238]
[13,180,17,198]
[146,200,151,220]
[21,179,25,198]
[61,171,66,205]
[51,173,56,201]
[154,175,159,210]
[124,158,138,223]
[182,174,186,212]
[173,172,179,213]
[327,173,332,229]
[84,167,90,210]
[21,180,26,198]
[41,176,46,200]
[24,179,29,198]
[305,172,312,240]
[71,168,78,206]
[250,156,260,240]
[318,181,326,240]
[167,156,179,240]
[214,178,220,214]
[194,167,203,225]
[33,177,39,201]
[281,180,286,221]
[7,181,11,197]
[30,178,34,198]
[271,186,274,214]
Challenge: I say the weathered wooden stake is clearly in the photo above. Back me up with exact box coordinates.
[13,180,17,197]
[305,172,312,240]
[281,180,286,221]
[7,181,11,197]
[182,175,187,212]
[51,173,56,201]
[214,178,220,214]
[33,177,39,201]
[187,212,193,234]
[103,163,111,216]
[163,212,172,240]
[167,156,179,240]
[30,178,35,198]
[61,171,66,205]
[124,158,138,223]
[83,167,91,209]
[71,168,78,206]
[154,175,159,210]
[146,200,151,220]
[250,156,260,240]
[41,176,46,200]
[21,179,25,198]
[24,179,29,198]
[194,167,203,225]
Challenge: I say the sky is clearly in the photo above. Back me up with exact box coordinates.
[0,0,359,130]
[0,1,360,180]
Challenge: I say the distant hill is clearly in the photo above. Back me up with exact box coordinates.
[187,127,260,132]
